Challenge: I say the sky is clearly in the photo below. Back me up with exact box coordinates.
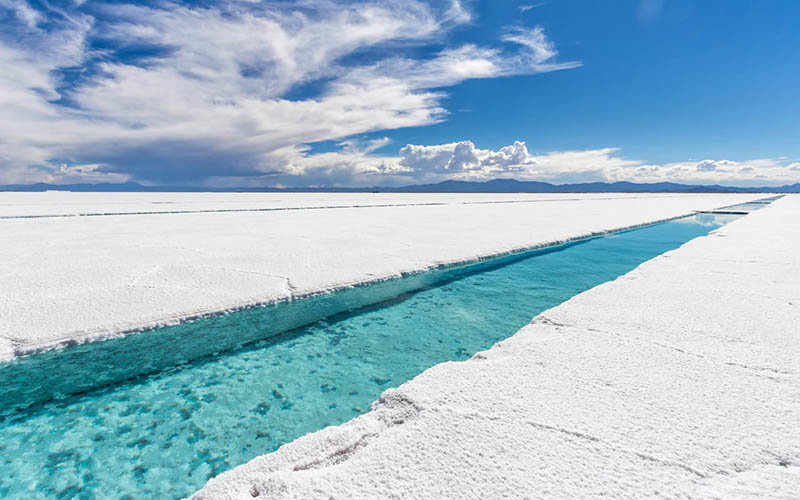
[1,0,799,187]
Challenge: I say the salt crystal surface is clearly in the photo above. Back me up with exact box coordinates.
[191,194,799,499]
[0,192,726,218]
[0,338,13,363]
[0,193,763,356]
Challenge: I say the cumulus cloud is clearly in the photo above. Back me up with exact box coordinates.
[398,140,537,178]
[633,157,800,186]
[0,0,578,185]
[392,143,636,184]
[261,141,800,187]
[607,156,800,187]
[695,160,717,172]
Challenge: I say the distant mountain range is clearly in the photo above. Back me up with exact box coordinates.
[2,179,799,193]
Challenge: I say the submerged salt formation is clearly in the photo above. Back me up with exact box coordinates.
[192,195,799,499]
[0,192,762,359]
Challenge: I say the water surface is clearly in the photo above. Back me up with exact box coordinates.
[0,213,739,499]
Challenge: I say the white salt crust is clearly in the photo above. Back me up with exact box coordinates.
[191,194,799,500]
[0,193,761,357]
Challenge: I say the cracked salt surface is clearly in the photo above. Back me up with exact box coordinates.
[193,195,800,500]
[0,192,764,358]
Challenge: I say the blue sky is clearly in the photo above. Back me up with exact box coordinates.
[1,0,798,187]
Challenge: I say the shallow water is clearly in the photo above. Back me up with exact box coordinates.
[718,197,781,212]
[0,213,739,499]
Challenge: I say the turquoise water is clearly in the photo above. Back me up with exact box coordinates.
[0,213,739,499]
[716,196,782,212]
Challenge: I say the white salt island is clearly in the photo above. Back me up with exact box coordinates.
[191,195,800,499]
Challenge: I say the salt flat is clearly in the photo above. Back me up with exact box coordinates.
[0,192,694,218]
[0,193,761,359]
[192,195,799,500]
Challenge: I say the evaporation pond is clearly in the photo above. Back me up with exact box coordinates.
[0,213,739,499]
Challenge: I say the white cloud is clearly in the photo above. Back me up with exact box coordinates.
[394,143,636,184]
[695,160,717,172]
[252,141,800,187]
[46,163,131,184]
[519,3,547,13]
[631,157,800,186]
[0,0,578,185]
[397,140,537,178]
[502,26,559,66]
[2,1,794,189]
[0,0,41,28]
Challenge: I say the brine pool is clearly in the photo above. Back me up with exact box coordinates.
[0,212,743,499]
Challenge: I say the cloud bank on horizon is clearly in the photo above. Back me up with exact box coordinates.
[0,0,798,187]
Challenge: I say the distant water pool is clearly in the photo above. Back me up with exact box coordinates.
[714,196,782,213]
[0,213,741,499]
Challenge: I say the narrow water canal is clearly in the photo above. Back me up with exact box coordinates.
[0,213,741,499]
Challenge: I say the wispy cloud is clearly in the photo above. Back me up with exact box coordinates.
[519,3,547,13]
[5,1,789,188]
[0,0,578,185]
